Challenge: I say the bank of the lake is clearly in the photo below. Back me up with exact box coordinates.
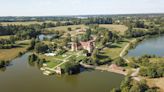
[0,53,124,92]
[126,35,164,91]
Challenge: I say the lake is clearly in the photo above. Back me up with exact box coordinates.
[128,35,164,57]
[0,53,124,92]
[38,34,57,41]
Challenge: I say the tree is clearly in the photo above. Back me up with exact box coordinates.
[67,27,72,31]
[129,83,141,92]
[82,50,88,55]
[81,28,92,41]
[126,25,133,37]
[113,57,127,67]
[120,76,131,90]
[64,61,80,75]
[147,66,157,78]
[66,33,71,42]
[110,88,121,92]
[91,49,99,65]
[0,60,6,68]
[135,21,145,28]
[9,36,16,44]
[28,53,38,62]
[34,43,48,53]
[28,38,36,50]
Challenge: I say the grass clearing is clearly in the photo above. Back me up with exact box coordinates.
[149,58,164,63]
[101,39,130,60]
[0,35,11,39]
[0,40,30,61]
[46,24,88,31]
[38,54,64,68]
[40,51,83,68]
[46,61,61,68]
[99,24,128,35]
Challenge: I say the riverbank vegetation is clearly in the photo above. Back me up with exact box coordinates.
[129,55,164,78]
[0,60,10,68]
[110,76,159,92]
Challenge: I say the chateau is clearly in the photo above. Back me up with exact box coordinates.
[71,40,95,53]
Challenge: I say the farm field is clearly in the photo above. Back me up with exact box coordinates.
[46,24,88,31]
[99,24,128,35]
[101,39,130,60]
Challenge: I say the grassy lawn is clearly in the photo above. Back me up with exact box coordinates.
[149,58,164,63]
[46,61,61,68]
[38,54,64,68]
[38,54,64,61]
[0,35,10,39]
[100,39,130,60]
[39,51,78,68]
[40,51,84,68]
[0,40,30,61]
[99,24,128,35]
[46,24,88,31]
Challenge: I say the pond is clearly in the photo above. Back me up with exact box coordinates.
[127,35,164,57]
[38,34,57,41]
[0,53,124,92]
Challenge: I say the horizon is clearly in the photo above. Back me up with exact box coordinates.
[0,13,164,17]
[0,0,164,16]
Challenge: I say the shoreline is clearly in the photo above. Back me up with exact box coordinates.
[80,62,127,76]
[80,38,142,81]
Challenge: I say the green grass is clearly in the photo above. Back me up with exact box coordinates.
[39,54,64,68]
[46,24,88,31]
[148,58,164,63]
[46,61,60,68]
[39,51,78,68]
[101,39,130,60]
[76,55,86,61]
[99,24,128,35]
[0,40,30,61]
[0,35,11,39]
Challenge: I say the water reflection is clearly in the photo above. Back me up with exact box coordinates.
[38,34,57,41]
[28,59,42,69]
[0,53,124,92]
[0,60,12,72]
[128,35,164,57]
[0,67,6,72]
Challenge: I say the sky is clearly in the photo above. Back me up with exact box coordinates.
[0,0,164,16]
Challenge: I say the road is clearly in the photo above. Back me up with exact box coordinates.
[119,39,141,81]
[119,39,136,63]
